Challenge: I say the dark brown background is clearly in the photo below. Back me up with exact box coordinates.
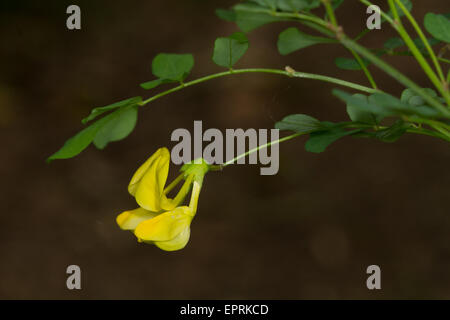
[1,0,449,299]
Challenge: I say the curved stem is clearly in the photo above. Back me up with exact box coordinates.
[223,132,304,167]
[219,123,450,171]
[235,4,329,29]
[285,67,378,93]
[140,68,378,106]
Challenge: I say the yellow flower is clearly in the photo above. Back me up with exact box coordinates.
[116,207,159,231]
[117,148,208,252]
[134,206,194,251]
[116,206,193,251]
[128,147,179,212]
[117,180,201,251]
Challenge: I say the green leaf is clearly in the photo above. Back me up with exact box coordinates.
[81,96,142,124]
[331,0,344,10]
[384,37,405,50]
[305,127,361,153]
[335,57,370,70]
[413,37,441,49]
[93,106,138,150]
[401,88,438,103]
[250,0,278,10]
[215,8,236,22]
[277,0,321,12]
[368,92,408,116]
[48,105,140,162]
[424,13,450,43]
[375,120,408,142]
[234,3,284,32]
[275,114,324,133]
[277,27,335,55]
[140,78,174,90]
[212,32,249,68]
[152,53,194,82]
[47,119,106,162]
[400,88,442,118]
[346,93,382,124]
[333,89,390,117]
[368,91,441,118]
[384,36,441,52]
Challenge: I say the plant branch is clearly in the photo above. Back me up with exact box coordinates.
[387,0,450,107]
[339,37,450,118]
[394,0,445,83]
[140,68,378,107]
[222,132,303,167]
[218,122,450,171]
[347,47,378,89]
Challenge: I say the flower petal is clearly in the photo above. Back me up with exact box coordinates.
[134,206,192,242]
[128,147,169,196]
[154,226,191,251]
[116,207,159,231]
[135,151,170,211]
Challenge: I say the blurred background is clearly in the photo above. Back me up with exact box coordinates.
[1,0,449,299]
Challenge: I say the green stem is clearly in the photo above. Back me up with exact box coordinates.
[427,124,450,140]
[406,128,450,142]
[237,1,376,90]
[234,5,334,36]
[223,132,303,167]
[354,29,370,42]
[236,4,329,29]
[140,68,377,106]
[347,47,378,89]
[339,37,450,118]
[407,117,450,132]
[285,67,378,93]
[387,0,450,107]
[360,0,394,24]
[393,0,445,82]
[440,57,450,65]
[321,0,337,27]
[388,51,450,64]
[219,123,450,171]
[163,173,185,195]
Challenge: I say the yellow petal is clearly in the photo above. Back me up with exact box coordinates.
[154,226,191,251]
[135,151,170,212]
[128,147,169,196]
[116,207,159,231]
[134,206,192,242]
